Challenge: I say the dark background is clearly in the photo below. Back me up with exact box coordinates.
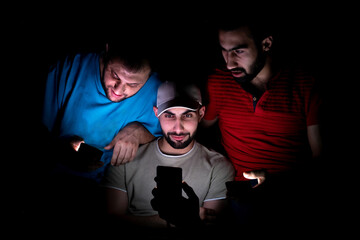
[12,4,345,166]
[5,2,355,236]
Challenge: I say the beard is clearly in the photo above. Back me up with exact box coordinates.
[164,132,195,149]
[231,52,267,84]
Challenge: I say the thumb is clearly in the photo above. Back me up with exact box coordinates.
[243,172,256,179]
[181,181,197,200]
[104,140,115,150]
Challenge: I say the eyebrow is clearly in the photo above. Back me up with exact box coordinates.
[164,109,196,115]
[221,43,248,52]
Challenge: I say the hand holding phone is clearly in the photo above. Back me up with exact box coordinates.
[151,166,202,228]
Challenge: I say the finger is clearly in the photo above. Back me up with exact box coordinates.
[129,146,138,162]
[154,176,159,183]
[72,140,85,151]
[121,147,133,164]
[110,144,120,166]
[104,138,116,150]
[120,143,138,164]
[152,187,160,198]
[150,198,159,211]
[116,146,131,164]
[255,176,266,186]
[243,171,256,179]
[181,181,198,200]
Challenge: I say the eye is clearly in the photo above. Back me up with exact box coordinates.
[234,49,244,55]
[111,70,120,80]
[127,83,140,88]
[164,113,174,118]
[183,113,194,119]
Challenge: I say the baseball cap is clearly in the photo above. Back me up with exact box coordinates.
[156,81,202,117]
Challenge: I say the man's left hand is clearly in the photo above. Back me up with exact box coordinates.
[104,130,139,166]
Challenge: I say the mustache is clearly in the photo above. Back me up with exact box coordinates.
[229,67,246,73]
[168,132,189,136]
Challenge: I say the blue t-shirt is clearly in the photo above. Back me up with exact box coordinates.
[42,52,162,182]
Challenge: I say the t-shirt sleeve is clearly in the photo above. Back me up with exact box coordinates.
[204,157,235,201]
[101,164,127,192]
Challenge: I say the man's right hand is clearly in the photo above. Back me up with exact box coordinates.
[151,181,202,228]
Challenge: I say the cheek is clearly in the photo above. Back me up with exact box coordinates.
[185,120,198,133]
[159,120,172,132]
[103,73,114,86]
[124,86,142,97]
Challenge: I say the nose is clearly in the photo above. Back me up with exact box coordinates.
[223,51,237,70]
[173,118,184,133]
[114,82,126,93]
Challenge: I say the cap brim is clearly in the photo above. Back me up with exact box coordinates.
[157,98,201,117]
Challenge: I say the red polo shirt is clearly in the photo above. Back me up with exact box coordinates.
[204,67,322,181]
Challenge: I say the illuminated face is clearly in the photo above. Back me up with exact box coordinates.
[102,59,151,102]
[219,27,266,83]
[154,106,205,152]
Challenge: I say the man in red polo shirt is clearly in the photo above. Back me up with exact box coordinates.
[201,14,323,228]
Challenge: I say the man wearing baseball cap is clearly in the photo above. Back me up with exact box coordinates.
[102,81,234,233]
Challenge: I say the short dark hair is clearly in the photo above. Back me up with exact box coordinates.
[214,14,274,46]
[209,7,276,47]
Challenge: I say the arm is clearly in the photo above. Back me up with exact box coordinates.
[200,199,227,224]
[105,187,167,228]
[104,122,156,166]
[307,124,323,159]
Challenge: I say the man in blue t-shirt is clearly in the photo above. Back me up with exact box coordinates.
[42,39,162,183]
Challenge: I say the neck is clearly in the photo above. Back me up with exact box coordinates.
[250,57,273,92]
[158,138,195,156]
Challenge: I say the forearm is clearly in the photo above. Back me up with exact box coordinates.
[123,122,156,145]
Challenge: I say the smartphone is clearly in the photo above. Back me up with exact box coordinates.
[156,166,183,201]
[77,143,103,162]
[226,179,258,197]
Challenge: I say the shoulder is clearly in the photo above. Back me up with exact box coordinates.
[196,142,233,169]
[51,52,99,71]
[207,68,237,94]
[146,72,162,86]
[131,140,157,163]
[138,72,162,95]
[277,64,317,85]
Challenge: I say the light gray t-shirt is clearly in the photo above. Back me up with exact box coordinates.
[102,138,235,216]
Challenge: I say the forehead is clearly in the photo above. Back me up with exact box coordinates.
[108,59,150,81]
[162,107,196,115]
[219,27,254,47]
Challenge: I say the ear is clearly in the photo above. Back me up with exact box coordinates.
[105,43,109,53]
[262,36,273,51]
[198,106,206,122]
[153,106,159,117]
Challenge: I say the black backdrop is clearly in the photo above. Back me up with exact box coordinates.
[5,3,355,236]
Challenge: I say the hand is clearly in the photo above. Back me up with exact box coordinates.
[57,136,104,172]
[104,126,140,166]
[243,170,266,188]
[199,207,217,225]
[151,181,201,228]
[68,135,85,151]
